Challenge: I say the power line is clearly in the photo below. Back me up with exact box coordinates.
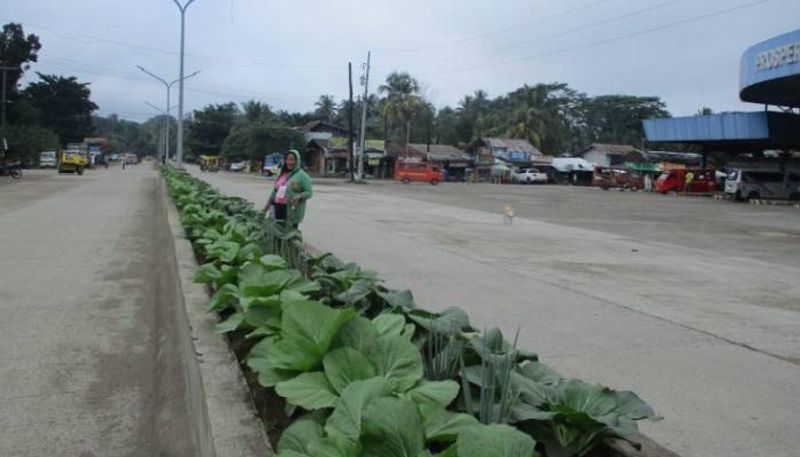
[426,0,770,75]
[383,0,679,70]
[374,0,619,55]
[3,18,342,71]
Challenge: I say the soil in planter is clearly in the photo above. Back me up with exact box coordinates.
[225,327,293,449]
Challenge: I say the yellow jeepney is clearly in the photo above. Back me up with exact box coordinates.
[58,149,89,175]
[199,155,223,172]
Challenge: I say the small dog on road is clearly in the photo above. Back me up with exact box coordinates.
[503,205,514,224]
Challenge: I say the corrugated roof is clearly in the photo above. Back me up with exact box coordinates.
[581,143,640,156]
[641,151,703,164]
[483,138,542,155]
[408,143,472,161]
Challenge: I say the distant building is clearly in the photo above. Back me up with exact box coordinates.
[384,143,472,181]
[480,138,543,164]
[579,143,640,167]
[294,121,350,175]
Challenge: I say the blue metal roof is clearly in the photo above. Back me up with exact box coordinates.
[643,111,800,150]
[643,112,769,142]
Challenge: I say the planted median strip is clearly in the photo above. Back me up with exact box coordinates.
[164,167,661,457]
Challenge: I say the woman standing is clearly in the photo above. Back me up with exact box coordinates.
[262,150,313,228]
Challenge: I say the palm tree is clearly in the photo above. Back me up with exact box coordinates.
[241,100,271,124]
[314,95,337,122]
[379,72,425,157]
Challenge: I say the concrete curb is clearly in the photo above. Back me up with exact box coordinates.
[159,176,272,457]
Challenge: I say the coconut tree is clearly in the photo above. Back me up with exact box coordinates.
[379,72,426,157]
[314,94,337,122]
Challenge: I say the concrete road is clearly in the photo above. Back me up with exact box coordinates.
[195,170,800,457]
[0,167,195,456]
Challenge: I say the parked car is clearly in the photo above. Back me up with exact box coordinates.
[724,169,800,201]
[124,154,139,165]
[394,162,444,185]
[39,150,57,168]
[262,153,283,176]
[229,160,247,172]
[592,167,644,190]
[512,168,548,184]
[655,169,718,193]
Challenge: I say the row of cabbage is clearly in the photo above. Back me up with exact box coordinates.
[164,167,660,457]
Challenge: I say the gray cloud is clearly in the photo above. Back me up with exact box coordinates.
[4,0,799,121]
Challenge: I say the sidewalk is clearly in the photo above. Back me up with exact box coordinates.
[0,168,195,456]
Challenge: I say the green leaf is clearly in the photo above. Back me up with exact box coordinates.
[367,335,424,392]
[237,242,263,263]
[456,424,538,457]
[242,296,282,328]
[276,372,339,410]
[406,380,460,408]
[361,397,425,457]
[214,312,244,334]
[409,307,470,335]
[325,377,395,441]
[420,406,478,443]
[323,348,377,394]
[268,301,356,371]
[373,314,406,338]
[519,362,563,385]
[239,263,301,297]
[194,263,221,283]
[333,316,378,354]
[335,278,375,304]
[278,416,325,454]
[377,289,416,309]
[207,283,238,312]
[260,254,289,270]
[247,341,295,387]
[307,435,362,457]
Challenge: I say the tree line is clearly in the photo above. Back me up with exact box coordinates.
[2,20,673,166]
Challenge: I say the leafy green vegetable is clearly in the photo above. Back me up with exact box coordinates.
[456,424,538,457]
[367,334,424,391]
[360,397,426,457]
[267,300,355,371]
[276,372,339,410]
[323,347,378,394]
[325,377,396,441]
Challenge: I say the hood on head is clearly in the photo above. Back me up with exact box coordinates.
[282,149,302,172]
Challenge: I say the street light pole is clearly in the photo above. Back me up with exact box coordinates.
[173,0,197,167]
[136,65,199,163]
[357,51,371,181]
[145,102,172,162]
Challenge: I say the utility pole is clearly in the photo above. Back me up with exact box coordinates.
[348,62,355,182]
[173,0,197,167]
[136,65,199,163]
[0,64,15,152]
[357,51,371,180]
[145,101,171,162]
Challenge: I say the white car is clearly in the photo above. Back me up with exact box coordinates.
[512,168,548,184]
[229,161,247,172]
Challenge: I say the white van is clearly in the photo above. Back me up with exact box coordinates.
[39,150,57,168]
[724,169,800,201]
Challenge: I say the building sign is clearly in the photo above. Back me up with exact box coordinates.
[507,151,530,162]
[755,41,800,71]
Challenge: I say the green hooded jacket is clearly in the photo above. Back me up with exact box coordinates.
[268,150,313,226]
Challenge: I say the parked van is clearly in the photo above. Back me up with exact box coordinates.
[655,169,718,193]
[724,169,800,201]
[39,150,57,168]
[394,162,444,185]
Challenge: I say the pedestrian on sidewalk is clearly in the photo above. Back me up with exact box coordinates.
[262,150,313,228]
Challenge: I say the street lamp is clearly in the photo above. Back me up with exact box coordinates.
[136,65,200,163]
[173,0,197,167]
[144,101,174,161]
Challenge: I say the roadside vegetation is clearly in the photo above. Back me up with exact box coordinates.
[164,167,660,457]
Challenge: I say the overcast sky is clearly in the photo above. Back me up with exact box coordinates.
[3,0,799,123]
